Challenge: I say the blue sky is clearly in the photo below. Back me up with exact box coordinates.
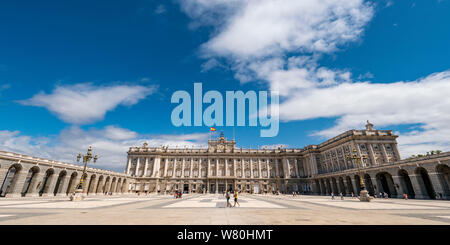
[1,0,449,172]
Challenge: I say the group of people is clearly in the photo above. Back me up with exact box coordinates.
[174,190,183,199]
[225,190,240,207]
[330,192,346,200]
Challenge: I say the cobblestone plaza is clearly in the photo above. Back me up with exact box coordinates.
[1,194,450,225]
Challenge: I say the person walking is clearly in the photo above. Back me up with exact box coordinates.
[226,191,231,207]
[351,192,354,198]
[340,192,344,200]
[331,192,335,200]
[233,191,240,207]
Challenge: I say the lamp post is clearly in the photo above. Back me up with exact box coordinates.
[346,149,371,202]
[70,146,98,201]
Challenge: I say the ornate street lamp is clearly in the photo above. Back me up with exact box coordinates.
[346,149,371,202]
[70,146,98,201]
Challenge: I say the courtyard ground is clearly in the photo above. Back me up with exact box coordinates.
[0,194,449,225]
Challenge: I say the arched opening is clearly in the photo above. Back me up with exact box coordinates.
[415,167,435,199]
[338,177,346,195]
[87,175,96,195]
[376,172,397,198]
[354,175,361,194]
[0,164,23,197]
[21,166,40,197]
[314,180,321,195]
[346,176,354,195]
[436,164,450,199]
[53,171,67,196]
[331,178,338,194]
[398,169,415,199]
[66,172,78,195]
[39,169,55,196]
[364,174,375,196]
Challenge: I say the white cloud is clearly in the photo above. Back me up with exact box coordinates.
[18,83,157,124]
[179,0,450,156]
[180,0,373,58]
[0,126,210,172]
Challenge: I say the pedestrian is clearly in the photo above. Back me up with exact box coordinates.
[340,192,344,200]
[379,192,383,198]
[403,193,408,200]
[226,191,231,207]
[351,192,354,198]
[331,192,335,200]
[233,191,240,207]
[384,192,388,199]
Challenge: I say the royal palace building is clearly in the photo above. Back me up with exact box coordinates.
[126,122,450,199]
[1,122,449,199]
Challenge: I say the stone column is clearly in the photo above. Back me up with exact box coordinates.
[225,158,228,176]
[172,161,176,178]
[233,159,237,177]
[257,159,262,179]
[428,171,445,199]
[393,143,401,161]
[163,158,168,177]
[215,179,218,194]
[409,174,428,199]
[294,159,299,177]
[126,157,132,175]
[207,158,210,177]
[367,144,376,166]
[42,172,60,197]
[135,158,140,177]
[215,159,218,177]
[391,175,405,198]
[143,157,149,177]
[380,144,389,163]
[154,158,161,178]
[250,159,254,178]
[189,159,193,178]
[5,170,29,198]
[282,157,290,178]
[275,159,280,177]
[55,174,70,196]
[26,172,46,197]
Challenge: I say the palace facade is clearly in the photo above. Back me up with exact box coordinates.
[126,122,450,199]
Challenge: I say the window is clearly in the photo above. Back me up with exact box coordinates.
[176,170,181,177]
[184,170,190,176]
